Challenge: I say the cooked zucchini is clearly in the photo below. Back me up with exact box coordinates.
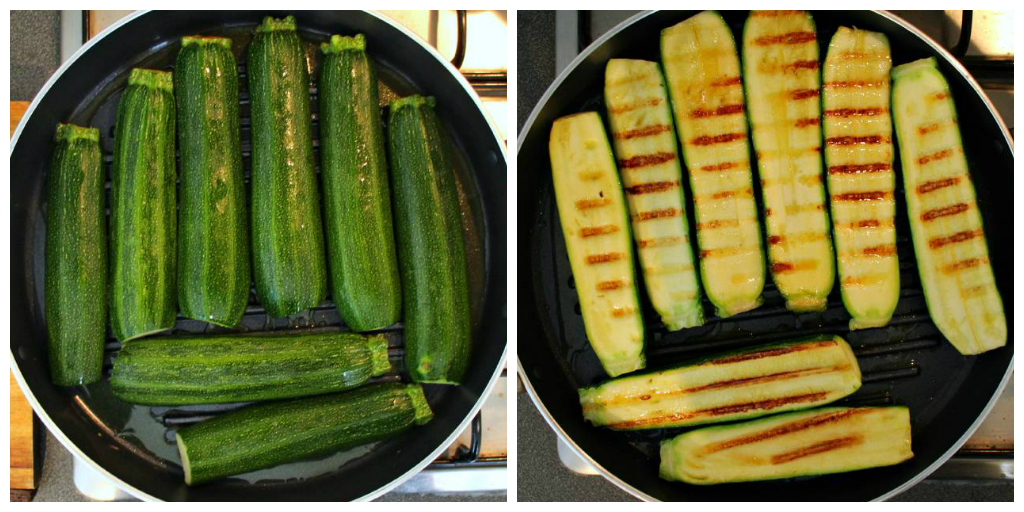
[822,27,900,330]
[660,406,913,484]
[891,57,1006,355]
[550,112,645,377]
[661,11,765,318]
[579,335,861,430]
[743,11,835,312]
[604,59,703,330]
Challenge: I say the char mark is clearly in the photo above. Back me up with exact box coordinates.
[690,104,745,118]
[922,203,970,222]
[928,228,982,249]
[615,124,672,140]
[917,148,954,165]
[633,208,680,222]
[789,88,820,100]
[824,107,887,117]
[585,252,624,264]
[832,191,891,201]
[580,225,619,238]
[705,409,871,453]
[691,133,745,146]
[827,163,892,175]
[618,152,676,169]
[625,180,680,195]
[575,197,612,210]
[917,176,960,194]
[825,135,889,146]
[771,436,863,464]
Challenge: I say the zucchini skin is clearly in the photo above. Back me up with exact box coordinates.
[176,382,433,485]
[45,124,106,385]
[110,68,178,342]
[175,36,250,328]
[388,96,471,384]
[318,34,401,331]
[247,16,327,317]
[110,331,391,405]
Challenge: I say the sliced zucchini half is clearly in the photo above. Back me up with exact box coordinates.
[604,58,703,330]
[550,112,646,377]
[822,27,900,330]
[891,57,1006,355]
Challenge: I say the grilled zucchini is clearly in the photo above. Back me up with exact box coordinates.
[661,11,765,318]
[604,59,703,330]
[550,112,645,377]
[891,57,1006,355]
[743,11,835,312]
[822,27,900,330]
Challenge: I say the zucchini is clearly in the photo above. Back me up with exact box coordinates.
[661,11,766,318]
[660,406,913,484]
[604,59,703,330]
[822,27,900,330]
[248,16,327,317]
[388,96,471,383]
[176,382,432,485]
[579,335,861,430]
[110,68,177,342]
[319,34,401,331]
[175,36,249,328]
[891,58,1007,355]
[110,331,390,405]
[550,111,646,377]
[45,124,106,386]
[742,11,835,312]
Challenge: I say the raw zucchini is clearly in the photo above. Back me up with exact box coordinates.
[604,59,703,330]
[822,27,900,330]
[579,335,861,430]
[661,11,765,317]
[176,382,432,485]
[319,34,401,331]
[660,406,913,484]
[891,57,1006,355]
[110,331,390,405]
[248,15,327,317]
[550,111,646,377]
[175,36,249,328]
[110,68,177,342]
[45,124,106,386]
[388,96,471,383]
[743,11,835,312]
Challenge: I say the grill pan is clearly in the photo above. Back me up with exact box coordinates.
[518,10,1012,501]
[11,10,506,501]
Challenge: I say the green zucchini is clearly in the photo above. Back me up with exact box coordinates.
[550,111,646,377]
[891,57,1006,355]
[388,96,471,383]
[603,59,703,330]
[176,382,432,485]
[579,335,861,430]
[661,11,766,318]
[822,27,900,330]
[45,124,106,386]
[660,406,913,484]
[743,11,835,312]
[110,331,390,405]
[248,16,327,318]
[110,68,177,342]
[318,34,401,331]
[175,36,249,328]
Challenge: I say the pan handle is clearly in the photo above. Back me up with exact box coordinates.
[950,10,974,60]
[450,10,467,69]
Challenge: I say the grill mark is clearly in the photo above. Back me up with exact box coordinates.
[794,117,820,128]
[596,279,627,291]
[697,219,740,230]
[928,228,982,249]
[699,246,750,259]
[827,163,892,175]
[633,208,680,221]
[836,52,889,60]
[771,259,819,274]
[823,80,887,89]
[708,187,753,200]
[691,133,745,146]
[644,263,695,276]
[754,31,817,46]
[710,341,836,365]
[842,274,886,286]
[614,124,671,140]
[931,91,949,101]
[771,436,863,464]
[918,119,956,135]
[618,152,675,169]
[710,76,742,87]
[917,176,961,194]
[639,236,683,248]
[768,232,828,245]
[625,180,680,195]
[585,252,623,264]
[782,60,820,71]
[824,107,888,117]
[842,219,894,230]
[576,197,612,210]
[705,409,872,453]
[825,135,890,146]
[690,104,745,118]
[580,225,619,238]
[789,88,820,100]
[610,306,635,318]
[922,203,970,222]
[863,244,897,257]
[700,161,745,172]
[607,392,829,429]
[609,97,662,114]
[579,170,603,181]
[918,148,955,165]
[942,257,988,274]
[832,191,891,202]
[963,285,989,298]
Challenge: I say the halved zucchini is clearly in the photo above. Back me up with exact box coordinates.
[579,335,861,430]
[742,11,835,312]
[550,112,645,377]
[604,59,703,330]
[891,57,1006,355]
[822,27,900,330]
[661,11,765,318]
[660,406,913,484]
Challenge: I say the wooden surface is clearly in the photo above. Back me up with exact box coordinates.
[11,101,29,136]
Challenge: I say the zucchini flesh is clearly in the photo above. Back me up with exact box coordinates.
[175,36,250,328]
[45,124,106,385]
[580,335,861,430]
[176,382,432,485]
[604,59,703,330]
[743,11,835,312]
[248,16,327,317]
[661,11,765,318]
[388,96,472,384]
[660,406,912,484]
[319,34,401,332]
[110,68,177,342]
[822,27,900,330]
[110,332,391,405]
[891,58,1006,355]
[550,112,645,377]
